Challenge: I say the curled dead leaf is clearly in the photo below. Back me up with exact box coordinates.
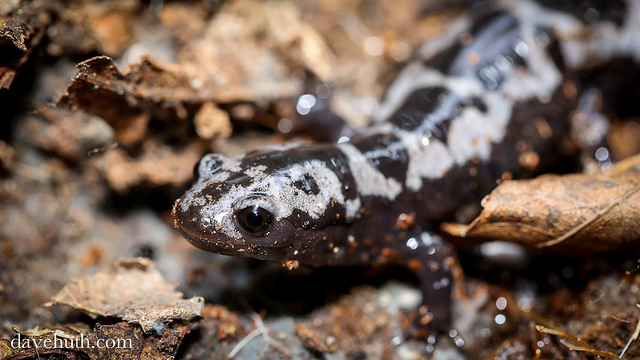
[444,171,640,252]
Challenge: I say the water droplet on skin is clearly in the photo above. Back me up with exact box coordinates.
[595,147,609,161]
[454,336,465,347]
[420,233,436,246]
[316,84,331,99]
[495,55,512,72]
[296,94,317,115]
[536,32,550,47]
[390,336,402,346]
[584,8,599,23]
[277,118,293,133]
[406,238,419,250]
[479,66,500,90]
[433,277,450,290]
[514,41,529,57]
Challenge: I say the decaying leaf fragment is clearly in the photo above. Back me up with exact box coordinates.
[0,8,49,88]
[56,55,208,126]
[49,258,204,333]
[445,171,640,252]
[26,106,115,161]
[97,140,205,193]
[0,18,30,51]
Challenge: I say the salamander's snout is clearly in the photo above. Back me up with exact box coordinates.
[171,195,211,250]
[171,188,239,254]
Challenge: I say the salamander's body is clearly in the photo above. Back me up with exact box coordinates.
[173,0,640,333]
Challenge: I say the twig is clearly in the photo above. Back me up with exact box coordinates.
[225,313,304,360]
[225,328,261,360]
[559,339,620,359]
[537,325,620,359]
[253,314,304,360]
[606,153,640,176]
[619,304,640,359]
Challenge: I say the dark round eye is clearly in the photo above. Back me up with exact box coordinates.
[236,206,273,234]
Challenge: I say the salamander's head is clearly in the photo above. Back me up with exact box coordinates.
[173,147,356,264]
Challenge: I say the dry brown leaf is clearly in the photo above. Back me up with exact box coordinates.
[49,258,204,333]
[56,55,208,122]
[446,171,640,252]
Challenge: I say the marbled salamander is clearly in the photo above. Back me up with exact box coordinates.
[173,0,640,334]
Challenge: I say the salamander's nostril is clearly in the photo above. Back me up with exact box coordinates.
[172,195,204,241]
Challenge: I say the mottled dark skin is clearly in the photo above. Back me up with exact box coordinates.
[173,8,589,336]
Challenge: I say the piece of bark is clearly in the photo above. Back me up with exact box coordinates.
[48,258,204,333]
[444,171,640,252]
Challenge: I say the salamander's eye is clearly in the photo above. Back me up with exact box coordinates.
[236,205,273,235]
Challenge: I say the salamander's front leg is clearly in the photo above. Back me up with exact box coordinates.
[396,232,454,336]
